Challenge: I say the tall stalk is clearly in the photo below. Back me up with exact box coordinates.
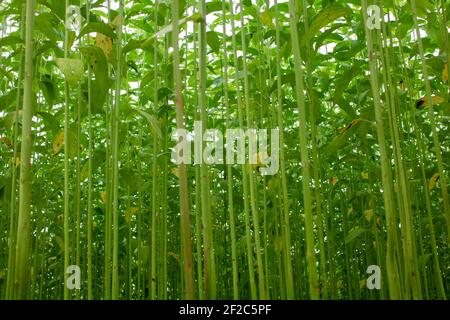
[172,0,195,300]
[150,0,159,300]
[361,0,402,299]
[229,0,257,299]
[238,0,266,300]
[288,0,319,299]
[274,0,295,299]
[198,0,217,300]
[85,0,94,300]
[63,0,71,300]
[221,0,239,300]
[378,3,422,298]
[6,4,26,300]
[111,0,124,300]
[13,0,35,300]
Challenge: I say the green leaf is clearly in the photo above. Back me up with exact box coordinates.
[90,79,114,113]
[55,236,65,252]
[78,22,117,39]
[81,150,106,181]
[123,39,145,54]
[269,72,296,94]
[35,12,60,43]
[39,78,57,106]
[36,112,59,135]
[333,61,363,104]
[301,6,352,46]
[344,226,368,244]
[43,0,66,20]
[206,1,230,14]
[412,0,432,17]
[419,253,432,270]
[206,31,221,53]
[134,109,162,138]
[0,88,19,112]
[323,119,363,158]
[120,167,141,190]
[314,23,345,51]
[0,35,23,48]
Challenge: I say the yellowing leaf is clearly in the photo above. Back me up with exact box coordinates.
[432,96,445,104]
[100,191,108,204]
[399,79,404,92]
[443,63,448,83]
[364,209,374,222]
[14,157,20,167]
[429,173,440,191]
[125,207,139,224]
[171,167,180,178]
[267,178,274,190]
[52,131,64,155]
[256,151,268,166]
[416,96,445,109]
[324,118,364,158]
[0,137,13,149]
[112,14,123,29]
[329,176,338,185]
[249,151,269,173]
[338,119,361,134]
[95,33,113,60]
[361,171,369,180]
[261,11,275,29]
[79,46,108,84]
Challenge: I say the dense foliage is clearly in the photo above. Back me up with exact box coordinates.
[0,0,449,300]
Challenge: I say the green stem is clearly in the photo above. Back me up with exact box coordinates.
[288,0,319,300]
[14,0,35,300]
[172,0,195,299]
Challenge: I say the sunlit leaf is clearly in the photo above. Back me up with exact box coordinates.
[95,33,113,60]
[55,58,83,85]
[364,209,374,222]
[52,131,64,155]
[416,96,445,109]
[261,11,275,29]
